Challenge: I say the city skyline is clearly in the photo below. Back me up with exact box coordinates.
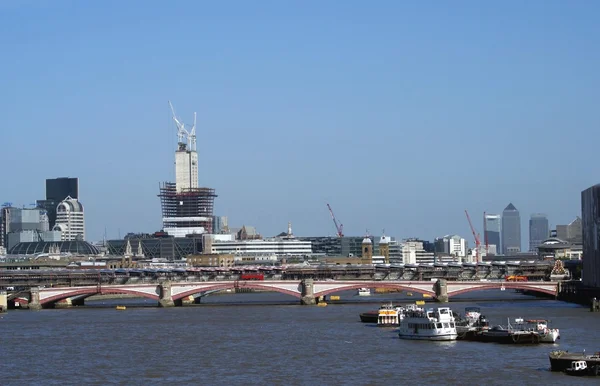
[1,2,597,243]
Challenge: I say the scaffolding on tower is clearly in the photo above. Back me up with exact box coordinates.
[158,182,217,235]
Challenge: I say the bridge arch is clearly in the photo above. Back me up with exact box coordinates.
[40,288,160,306]
[173,283,301,300]
[314,283,435,298]
[448,282,557,298]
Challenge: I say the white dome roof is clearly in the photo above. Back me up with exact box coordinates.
[379,235,389,244]
[362,237,372,244]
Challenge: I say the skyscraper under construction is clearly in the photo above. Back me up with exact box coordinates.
[158,102,217,237]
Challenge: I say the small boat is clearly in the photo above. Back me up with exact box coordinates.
[514,319,560,343]
[360,311,379,323]
[464,307,481,321]
[316,302,327,307]
[479,325,540,344]
[116,305,127,310]
[357,288,371,297]
[550,351,600,372]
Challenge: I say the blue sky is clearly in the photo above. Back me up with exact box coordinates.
[1,1,598,248]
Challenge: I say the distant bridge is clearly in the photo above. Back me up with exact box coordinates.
[14,279,560,309]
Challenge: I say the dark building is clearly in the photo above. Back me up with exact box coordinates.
[47,178,79,201]
[422,240,435,253]
[296,236,392,257]
[36,177,79,230]
[484,213,502,255]
[582,185,600,288]
[529,213,549,252]
[502,203,521,254]
[106,233,203,260]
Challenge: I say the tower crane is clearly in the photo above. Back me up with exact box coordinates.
[465,210,482,263]
[327,203,344,237]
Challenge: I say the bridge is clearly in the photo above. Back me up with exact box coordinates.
[12,279,560,309]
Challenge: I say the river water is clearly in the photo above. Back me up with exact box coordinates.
[0,291,597,385]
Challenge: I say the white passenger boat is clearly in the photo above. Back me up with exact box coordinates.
[398,307,458,341]
[357,288,371,297]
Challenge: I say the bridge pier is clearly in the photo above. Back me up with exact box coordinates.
[434,279,448,303]
[300,278,316,305]
[0,290,7,313]
[29,288,42,310]
[158,281,175,308]
[55,298,73,309]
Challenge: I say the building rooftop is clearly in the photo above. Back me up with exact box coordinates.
[8,241,99,256]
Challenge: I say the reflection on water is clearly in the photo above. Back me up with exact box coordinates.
[1,290,596,385]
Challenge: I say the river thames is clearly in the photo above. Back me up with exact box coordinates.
[0,291,597,385]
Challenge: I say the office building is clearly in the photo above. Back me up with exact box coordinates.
[52,196,85,241]
[582,185,600,288]
[484,213,501,255]
[399,239,436,265]
[555,217,583,244]
[434,235,467,259]
[1,207,49,250]
[36,177,79,229]
[502,203,521,254]
[529,213,549,251]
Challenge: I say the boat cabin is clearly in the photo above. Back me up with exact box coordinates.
[568,361,587,372]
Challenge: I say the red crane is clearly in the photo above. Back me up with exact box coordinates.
[327,203,344,237]
[465,210,481,263]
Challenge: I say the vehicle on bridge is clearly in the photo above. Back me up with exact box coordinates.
[506,275,528,282]
[239,273,264,281]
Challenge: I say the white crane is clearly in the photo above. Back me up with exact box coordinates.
[168,101,197,151]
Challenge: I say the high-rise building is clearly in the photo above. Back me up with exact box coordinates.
[36,177,79,229]
[582,185,600,288]
[47,178,78,200]
[502,203,521,254]
[484,213,501,255]
[434,235,467,260]
[529,213,549,251]
[400,239,436,264]
[52,196,85,241]
[159,103,217,237]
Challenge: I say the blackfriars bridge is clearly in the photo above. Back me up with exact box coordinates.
[11,279,561,309]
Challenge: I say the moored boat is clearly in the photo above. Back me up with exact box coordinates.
[479,325,540,344]
[398,306,457,341]
[514,318,560,343]
[357,288,371,297]
[360,311,379,323]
